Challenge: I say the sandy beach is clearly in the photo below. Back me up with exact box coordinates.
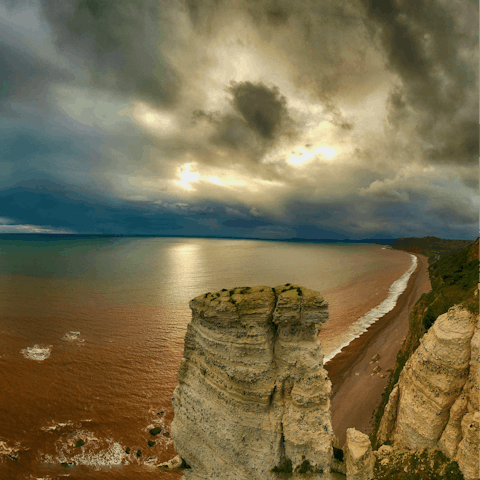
[324,254,431,446]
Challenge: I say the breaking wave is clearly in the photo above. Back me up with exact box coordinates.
[42,429,129,469]
[324,254,417,363]
[62,331,83,342]
[21,345,52,361]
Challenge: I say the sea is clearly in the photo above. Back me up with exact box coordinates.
[0,235,415,479]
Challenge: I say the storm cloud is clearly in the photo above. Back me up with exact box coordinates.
[0,0,477,238]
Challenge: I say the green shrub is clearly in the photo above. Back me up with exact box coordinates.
[297,459,313,473]
[272,459,292,473]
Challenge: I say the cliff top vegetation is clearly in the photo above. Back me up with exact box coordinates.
[388,237,476,265]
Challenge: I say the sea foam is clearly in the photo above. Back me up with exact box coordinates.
[21,345,52,361]
[62,331,82,342]
[324,254,417,363]
[43,428,129,469]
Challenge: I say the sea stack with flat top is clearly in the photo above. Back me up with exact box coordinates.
[171,284,333,479]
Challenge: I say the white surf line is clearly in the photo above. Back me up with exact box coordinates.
[324,253,417,364]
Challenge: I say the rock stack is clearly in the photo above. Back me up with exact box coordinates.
[377,305,479,480]
[171,285,333,479]
[344,428,374,480]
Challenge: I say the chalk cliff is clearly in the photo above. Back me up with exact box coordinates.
[377,305,479,479]
[171,285,334,479]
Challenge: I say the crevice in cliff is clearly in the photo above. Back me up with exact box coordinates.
[272,429,292,474]
[269,286,280,413]
[268,385,276,407]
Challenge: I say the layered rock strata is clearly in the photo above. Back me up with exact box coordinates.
[377,305,479,479]
[344,428,374,480]
[171,285,333,479]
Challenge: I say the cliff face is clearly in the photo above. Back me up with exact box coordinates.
[171,285,333,479]
[377,305,479,479]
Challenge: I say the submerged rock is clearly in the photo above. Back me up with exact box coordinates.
[171,285,333,479]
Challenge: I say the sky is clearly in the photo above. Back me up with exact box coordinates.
[0,0,478,239]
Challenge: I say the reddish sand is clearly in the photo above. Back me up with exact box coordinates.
[324,254,431,446]
[319,250,413,357]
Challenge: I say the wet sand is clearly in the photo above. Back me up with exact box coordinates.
[319,249,413,359]
[324,254,431,446]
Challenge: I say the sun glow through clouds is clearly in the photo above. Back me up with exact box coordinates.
[318,146,336,159]
[145,114,155,123]
[288,146,337,165]
[209,176,223,185]
[177,164,200,190]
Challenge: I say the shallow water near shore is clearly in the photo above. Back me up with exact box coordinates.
[0,236,412,478]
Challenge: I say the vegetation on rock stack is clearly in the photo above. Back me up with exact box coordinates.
[370,238,479,449]
[373,449,465,480]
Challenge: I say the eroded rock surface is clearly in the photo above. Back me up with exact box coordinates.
[344,428,374,480]
[378,305,479,479]
[171,285,333,479]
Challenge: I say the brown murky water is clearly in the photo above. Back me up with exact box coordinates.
[0,236,411,479]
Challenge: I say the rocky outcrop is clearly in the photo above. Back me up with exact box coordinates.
[344,429,374,480]
[444,325,479,479]
[376,384,399,446]
[171,285,333,479]
[377,305,479,479]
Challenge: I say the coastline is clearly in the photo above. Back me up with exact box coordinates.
[318,248,414,361]
[324,253,431,446]
[323,253,417,363]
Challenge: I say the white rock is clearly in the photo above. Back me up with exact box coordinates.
[393,307,475,449]
[171,285,333,479]
[377,306,479,480]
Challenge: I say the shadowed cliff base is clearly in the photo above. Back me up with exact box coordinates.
[324,254,431,446]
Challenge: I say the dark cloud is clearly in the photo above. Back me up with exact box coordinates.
[191,109,221,125]
[222,218,271,229]
[428,205,477,226]
[320,97,354,130]
[227,81,292,140]
[0,0,477,239]
[181,0,368,131]
[1,129,83,165]
[0,180,183,234]
[362,0,429,75]
[293,224,350,240]
[362,0,478,165]
[211,114,257,150]
[34,0,182,107]
[0,37,74,117]
[425,121,479,164]
[264,4,291,26]
[187,82,297,170]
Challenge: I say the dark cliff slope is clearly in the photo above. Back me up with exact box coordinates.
[388,236,475,265]
[370,238,479,448]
